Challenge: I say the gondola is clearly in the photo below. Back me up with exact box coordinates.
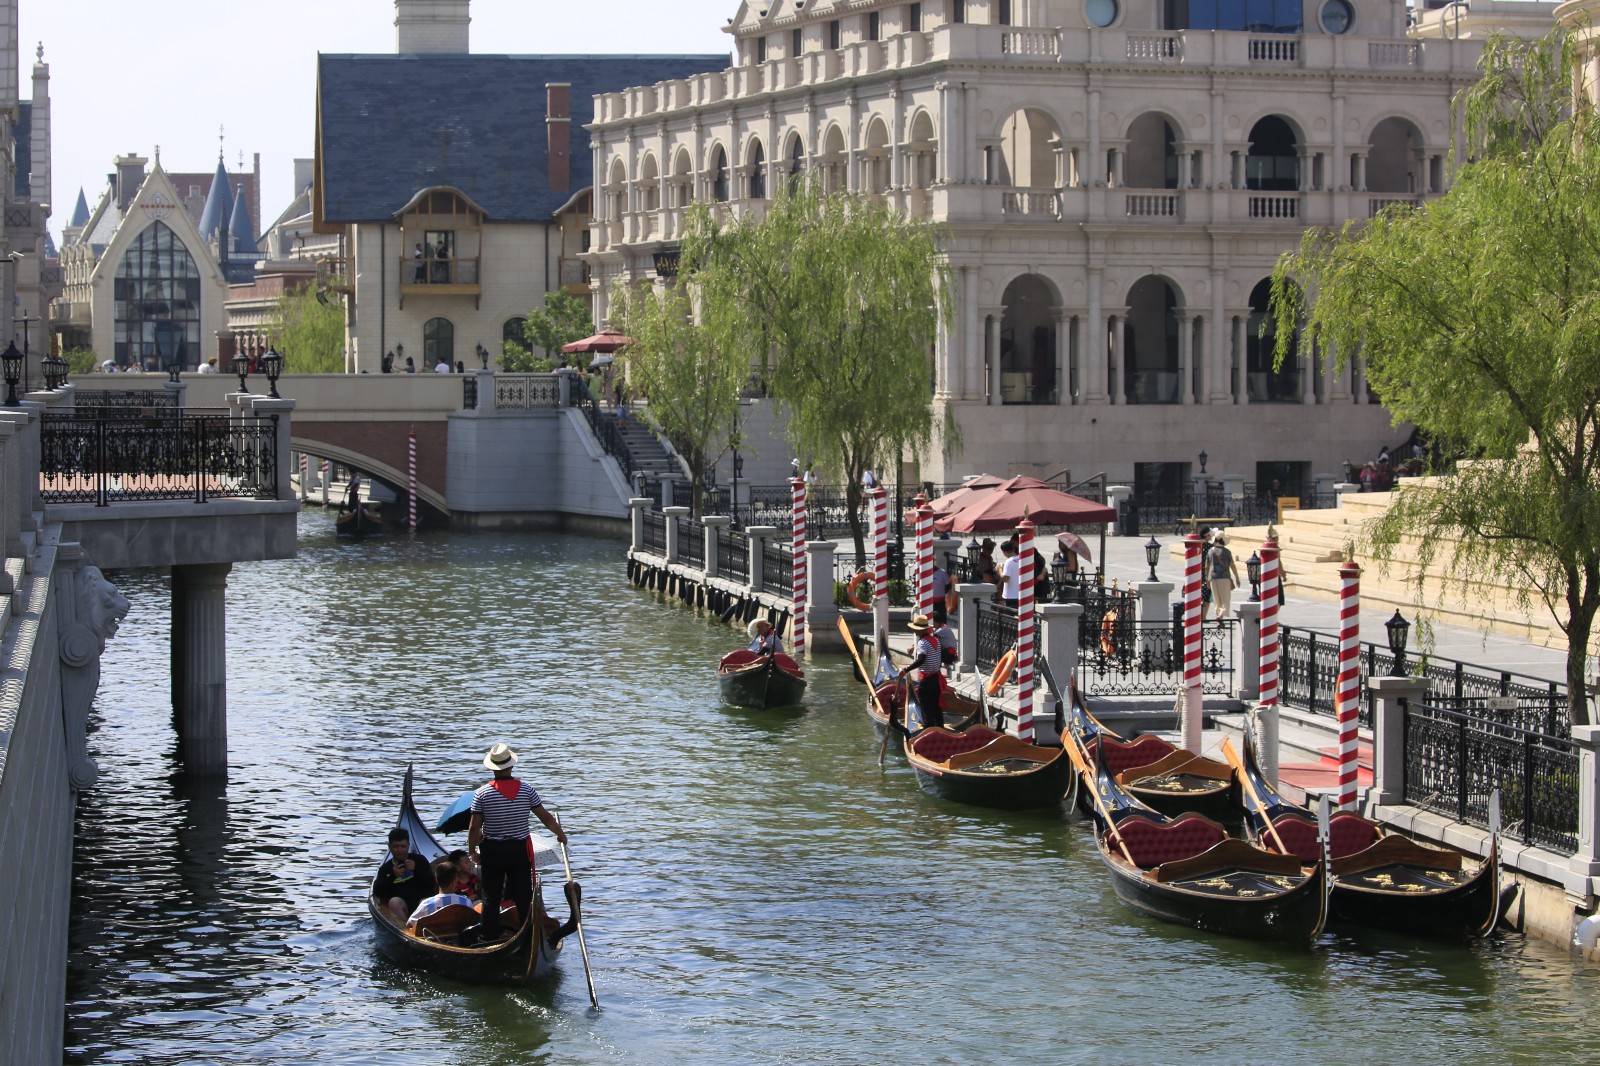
[368,765,571,982]
[1064,736,1327,944]
[901,721,1077,810]
[336,502,382,538]
[716,649,807,708]
[1225,735,1501,939]
[1065,692,1238,824]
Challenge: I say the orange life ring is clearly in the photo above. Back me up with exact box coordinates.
[987,649,1017,695]
[1100,610,1118,658]
[846,571,873,611]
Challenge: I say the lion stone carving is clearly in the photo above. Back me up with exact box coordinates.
[60,565,131,789]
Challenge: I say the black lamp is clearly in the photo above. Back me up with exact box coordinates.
[42,352,66,389]
[232,352,250,392]
[1,341,22,406]
[1144,536,1161,581]
[1343,459,1356,484]
[167,360,182,383]
[1050,551,1070,603]
[1385,610,1411,676]
[1198,450,1208,474]
[1246,552,1262,601]
[395,342,404,364]
[262,347,284,398]
[476,343,489,370]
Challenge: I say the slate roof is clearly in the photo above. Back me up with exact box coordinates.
[198,159,233,240]
[317,53,728,223]
[70,188,90,227]
[229,187,256,252]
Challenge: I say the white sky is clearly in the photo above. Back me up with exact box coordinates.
[19,0,739,244]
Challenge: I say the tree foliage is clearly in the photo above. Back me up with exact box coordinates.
[681,180,954,561]
[1270,29,1598,724]
[267,286,345,373]
[508,290,593,369]
[611,279,747,517]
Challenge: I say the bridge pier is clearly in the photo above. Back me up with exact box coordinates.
[171,562,232,776]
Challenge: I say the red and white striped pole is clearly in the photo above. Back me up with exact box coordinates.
[790,475,807,656]
[1182,532,1204,752]
[319,459,330,508]
[1336,561,1362,811]
[298,453,308,502]
[1016,518,1037,743]
[1257,536,1282,782]
[913,495,933,616]
[872,484,890,657]
[408,427,418,532]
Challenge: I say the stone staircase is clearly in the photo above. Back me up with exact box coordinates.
[608,411,684,484]
[1218,482,1573,653]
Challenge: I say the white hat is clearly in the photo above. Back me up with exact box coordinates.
[483,743,518,772]
[747,618,772,639]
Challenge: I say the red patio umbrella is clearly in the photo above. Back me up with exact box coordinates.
[560,328,634,354]
[916,474,1007,521]
[934,477,1116,533]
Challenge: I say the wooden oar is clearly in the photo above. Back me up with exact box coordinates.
[552,818,599,1012]
[877,671,910,767]
[1060,729,1137,866]
[837,616,903,766]
[1220,737,1290,857]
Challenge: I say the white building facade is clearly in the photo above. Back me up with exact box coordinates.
[585,0,1522,497]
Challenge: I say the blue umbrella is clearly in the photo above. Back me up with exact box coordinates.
[435,790,476,834]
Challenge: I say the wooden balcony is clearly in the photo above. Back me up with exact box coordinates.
[398,257,481,308]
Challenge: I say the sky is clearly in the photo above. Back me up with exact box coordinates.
[18,0,740,245]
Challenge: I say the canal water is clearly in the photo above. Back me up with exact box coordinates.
[65,514,1600,1064]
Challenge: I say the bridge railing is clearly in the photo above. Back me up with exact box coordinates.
[39,409,281,505]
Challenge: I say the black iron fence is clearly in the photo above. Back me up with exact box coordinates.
[1130,482,1338,536]
[975,600,1018,673]
[642,509,666,554]
[716,526,749,583]
[1279,625,1569,734]
[40,411,279,505]
[1403,699,1579,854]
[679,516,705,569]
[1079,618,1236,697]
[71,389,183,415]
[462,376,478,410]
[760,540,793,597]
[580,396,640,484]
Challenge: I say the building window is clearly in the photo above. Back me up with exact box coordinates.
[1319,0,1354,34]
[424,317,454,369]
[953,0,965,22]
[712,146,730,202]
[1085,0,1119,28]
[749,141,767,199]
[997,0,1011,24]
[909,3,922,31]
[789,136,806,193]
[792,27,803,54]
[112,221,200,370]
[755,36,768,63]
[1163,0,1302,34]
[869,11,881,39]
[503,317,526,353]
[829,19,841,49]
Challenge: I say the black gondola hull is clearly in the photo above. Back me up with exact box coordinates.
[1327,854,1501,938]
[717,654,806,708]
[1127,779,1241,825]
[908,751,1078,811]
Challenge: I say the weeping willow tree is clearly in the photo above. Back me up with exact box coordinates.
[1271,29,1598,725]
[610,278,747,517]
[680,179,954,563]
[267,286,345,373]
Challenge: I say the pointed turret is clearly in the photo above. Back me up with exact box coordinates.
[69,187,88,227]
[228,184,256,253]
[197,157,233,240]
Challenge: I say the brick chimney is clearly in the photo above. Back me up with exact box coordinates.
[546,83,571,194]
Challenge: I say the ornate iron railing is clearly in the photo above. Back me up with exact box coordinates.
[975,600,1017,673]
[1078,618,1236,696]
[580,396,639,482]
[72,389,182,415]
[679,516,705,569]
[1403,700,1579,854]
[759,540,793,596]
[716,526,749,582]
[642,509,666,554]
[40,411,279,505]
[493,373,562,409]
[1280,625,1568,733]
[1078,585,1140,656]
[462,376,478,410]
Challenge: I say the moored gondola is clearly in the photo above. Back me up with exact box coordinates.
[716,649,807,708]
[1065,692,1238,823]
[1225,735,1501,939]
[1064,732,1327,944]
[902,722,1078,811]
[368,765,571,982]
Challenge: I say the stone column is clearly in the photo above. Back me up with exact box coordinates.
[1083,270,1107,404]
[171,562,233,776]
[1037,602,1084,744]
[956,582,995,674]
[1053,308,1070,404]
[1570,725,1600,888]
[1231,314,1247,404]
[1136,580,1172,624]
[1368,676,1428,807]
[629,497,652,553]
[662,504,689,563]
[1236,599,1262,701]
[960,264,979,400]
[747,525,777,592]
[1176,313,1193,405]
[247,397,296,501]
[476,369,497,410]
[806,539,838,645]
[984,308,1004,404]
[1209,270,1229,404]
[1108,313,1124,405]
[1107,484,1132,536]
[703,514,731,576]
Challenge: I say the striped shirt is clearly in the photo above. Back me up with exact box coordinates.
[408,891,473,924]
[471,778,543,840]
[914,634,941,680]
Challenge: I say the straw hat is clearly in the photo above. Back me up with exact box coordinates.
[483,743,518,772]
[747,618,772,639]
[908,614,933,631]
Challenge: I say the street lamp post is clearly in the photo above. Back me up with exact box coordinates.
[1144,536,1161,582]
[1,341,23,406]
[476,343,489,370]
[1385,610,1411,676]
[232,352,250,392]
[262,347,284,398]
[1246,552,1262,601]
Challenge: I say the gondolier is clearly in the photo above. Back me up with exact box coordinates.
[467,743,567,943]
[897,614,943,730]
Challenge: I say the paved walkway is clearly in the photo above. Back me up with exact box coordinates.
[1090,531,1573,685]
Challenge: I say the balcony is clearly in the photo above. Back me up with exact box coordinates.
[317,257,353,294]
[559,257,592,296]
[398,257,481,308]
[50,300,90,327]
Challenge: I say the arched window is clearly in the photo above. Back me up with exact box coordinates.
[503,317,526,350]
[424,317,454,369]
[1247,279,1301,402]
[711,146,729,203]
[114,222,201,370]
[1246,117,1300,191]
[749,140,767,200]
[788,136,806,194]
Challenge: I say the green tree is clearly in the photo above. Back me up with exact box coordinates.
[63,347,100,375]
[611,278,746,517]
[681,180,954,563]
[505,290,593,370]
[267,286,345,373]
[1270,30,1597,725]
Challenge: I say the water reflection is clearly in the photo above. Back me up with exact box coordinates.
[62,514,1600,1064]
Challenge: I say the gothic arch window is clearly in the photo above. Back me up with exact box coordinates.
[503,317,526,351]
[424,317,454,368]
[113,221,201,370]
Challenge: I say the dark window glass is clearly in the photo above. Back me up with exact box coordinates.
[869,12,880,40]
[424,317,454,368]
[792,27,803,54]
[998,0,1011,24]
[503,318,526,347]
[713,147,729,202]
[909,3,922,31]
[1164,0,1300,32]
[1246,116,1299,191]
[113,221,201,369]
[749,141,767,199]
[755,36,767,63]
[829,19,841,49]
[953,0,965,23]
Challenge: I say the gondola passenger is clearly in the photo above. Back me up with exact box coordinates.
[747,618,783,656]
[897,614,943,730]
[375,826,437,922]
[407,861,473,928]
